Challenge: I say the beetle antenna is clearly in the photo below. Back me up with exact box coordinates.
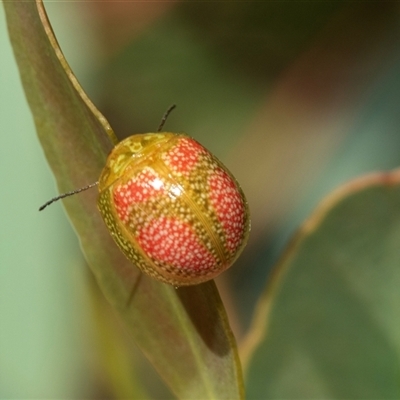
[157,104,176,132]
[39,181,99,211]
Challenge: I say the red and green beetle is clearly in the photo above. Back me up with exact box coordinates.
[40,109,250,286]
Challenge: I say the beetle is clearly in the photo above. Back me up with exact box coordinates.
[40,106,250,286]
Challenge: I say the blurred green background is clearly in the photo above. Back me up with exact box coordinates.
[1,1,400,397]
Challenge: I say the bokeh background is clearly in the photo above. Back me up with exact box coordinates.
[1,2,400,397]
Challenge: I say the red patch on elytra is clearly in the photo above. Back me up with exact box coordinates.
[113,167,165,222]
[137,217,216,271]
[208,169,245,253]
[162,138,205,175]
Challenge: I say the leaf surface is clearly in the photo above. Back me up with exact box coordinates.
[243,170,400,399]
[4,1,243,398]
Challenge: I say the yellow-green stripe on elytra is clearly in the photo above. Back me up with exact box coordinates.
[97,132,250,286]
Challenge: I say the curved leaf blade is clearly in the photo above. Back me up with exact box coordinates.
[243,170,400,399]
[4,1,243,398]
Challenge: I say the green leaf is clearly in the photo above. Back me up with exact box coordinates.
[3,1,243,398]
[242,170,400,399]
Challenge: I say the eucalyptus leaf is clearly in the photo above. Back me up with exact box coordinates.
[243,170,400,399]
[4,1,243,398]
